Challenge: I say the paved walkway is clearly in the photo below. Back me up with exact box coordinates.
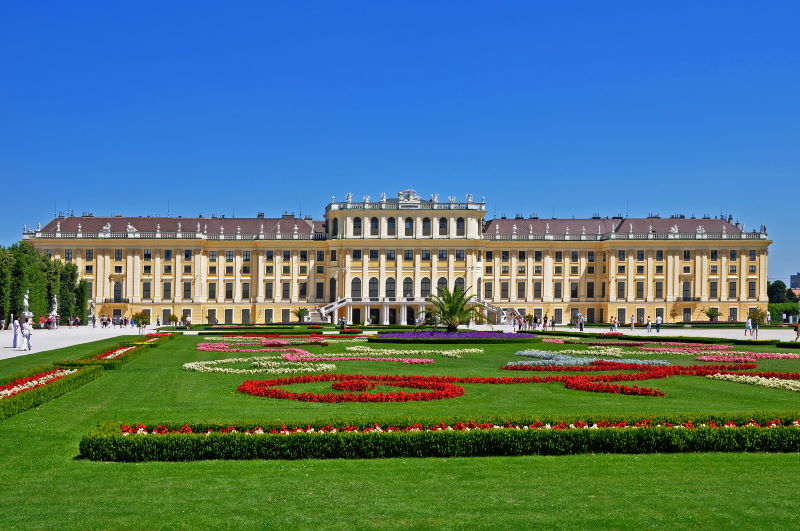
[0,325,154,361]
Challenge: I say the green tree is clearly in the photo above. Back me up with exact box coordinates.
[10,243,49,319]
[703,307,721,321]
[422,285,482,333]
[292,307,309,322]
[75,279,88,324]
[787,289,799,304]
[768,281,788,303]
[748,307,768,326]
[0,248,13,321]
[58,262,78,320]
[132,311,149,333]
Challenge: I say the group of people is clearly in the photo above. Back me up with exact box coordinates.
[92,315,138,329]
[521,314,557,331]
[609,315,663,333]
[744,317,761,339]
[8,318,34,350]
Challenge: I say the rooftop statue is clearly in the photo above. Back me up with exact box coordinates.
[126,222,137,233]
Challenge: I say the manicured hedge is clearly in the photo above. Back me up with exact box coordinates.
[80,413,800,461]
[0,365,104,420]
[55,342,153,370]
[368,336,542,345]
[777,342,800,349]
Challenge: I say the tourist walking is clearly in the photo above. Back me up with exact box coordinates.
[646,316,652,333]
[21,319,32,350]
[745,317,752,336]
[793,322,799,342]
[655,315,662,333]
[752,318,759,340]
[630,315,635,331]
[542,315,548,330]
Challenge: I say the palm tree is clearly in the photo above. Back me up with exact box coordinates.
[292,307,309,323]
[422,285,483,333]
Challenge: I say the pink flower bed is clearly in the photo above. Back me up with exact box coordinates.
[696,352,800,362]
[196,343,433,365]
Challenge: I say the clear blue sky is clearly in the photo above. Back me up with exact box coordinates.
[1,1,797,281]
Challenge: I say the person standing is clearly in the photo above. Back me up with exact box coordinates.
[655,314,662,333]
[542,315,548,331]
[793,322,799,342]
[752,317,759,340]
[630,315,635,331]
[745,317,752,336]
[646,316,652,333]
[12,317,20,348]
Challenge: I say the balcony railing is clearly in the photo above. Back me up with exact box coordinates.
[102,298,130,304]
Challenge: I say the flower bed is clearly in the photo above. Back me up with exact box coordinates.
[0,365,104,420]
[344,345,484,359]
[706,373,800,392]
[80,416,800,461]
[183,355,337,375]
[510,350,670,366]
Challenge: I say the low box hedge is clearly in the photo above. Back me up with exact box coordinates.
[1,365,104,421]
[776,342,800,349]
[81,413,800,461]
[367,336,542,344]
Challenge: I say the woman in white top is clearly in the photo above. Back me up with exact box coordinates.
[12,318,20,348]
[21,319,32,350]
[745,317,752,336]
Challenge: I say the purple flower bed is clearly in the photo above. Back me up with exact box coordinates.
[381,331,523,339]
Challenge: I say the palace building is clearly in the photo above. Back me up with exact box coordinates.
[23,190,771,326]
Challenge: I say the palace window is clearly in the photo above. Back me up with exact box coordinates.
[500,281,509,299]
[114,249,123,261]
[748,281,757,298]
[164,250,173,260]
[455,250,465,261]
[617,282,625,299]
[183,281,192,300]
[683,250,691,261]
[534,251,542,262]
[617,265,625,274]
[486,251,493,261]
[352,249,362,260]
[655,265,663,274]
[421,250,431,261]
[298,266,306,275]
[555,251,563,262]
[114,266,122,274]
[587,251,595,262]
[404,217,414,236]
[298,282,307,299]
[554,266,562,275]
[353,217,362,236]
[85,265,93,274]
[618,250,625,261]
[518,266,526,274]
[501,251,509,262]
[225,282,233,299]
[749,265,757,273]
[518,251,526,260]
[369,249,379,261]
[143,282,152,300]
[403,277,413,297]
[316,265,324,274]
[387,217,396,236]
[711,250,718,261]
[570,266,578,275]
[554,282,562,299]
[421,277,431,297]
[282,250,291,261]
[587,266,595,274]
[571,251,579,262]
[317,250,324,261]
[534,281,542,299]
[264,266,272,274]
[163,281,172,300]
[386,250,396,261]
[438,249,448,260]
[386,277,396,297]
[164,265,172,274]
[456,218,465,236]
[184,265,192,274]
[299,250,307,261]
[331,218,339,237]
[655,281,664,299]
[439,218,448,235]
[315,282,324,299]
[265,250,273,261]
[330,250,337,261]
[586,281,595,298]
[226,251,234,262]
[403,250,413,261]
[656,250,664,261]
[282,282,290,299]
[484,283,492,299]
[265,282,273,299]
[370,217,379,236]
[207,282,215,300]
[637,250,644,261]
[730,250,738,260]
[710,281,718,299]
[281,265,289,275]
[184,249,192,260]
[729,265,737,274]
[570,282,579,298]
[749,250,757,261]
[636,281,644,299]
[710,265,718,274]
[485,266,493,274]
[422,218,431,236]
[501,266,509,275]
[437,277,447,294]
[64,249,72,261]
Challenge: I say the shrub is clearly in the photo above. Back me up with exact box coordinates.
[1,365,104,420]
[80,414,800,461]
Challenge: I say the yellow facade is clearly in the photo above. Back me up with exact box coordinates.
[25,190,770,325]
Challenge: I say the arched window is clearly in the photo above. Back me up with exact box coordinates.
[385,277,396,297]
[404,217,414,237]
[403,277,414,297]
[353,218,362,237]
[370,217,379,236]
[456,217,465,236]
[351,277,362,298]
[437,277,448,294]
[113,281,123,301]
[331,218,339,237]
[369,277,379,298]
[387,217,396,236]
[454,277,465,293]
[421,277,431,297]
[329,277,337,302]
[422,217,431,236]
[439,217,448,236]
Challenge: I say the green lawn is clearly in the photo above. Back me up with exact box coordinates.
[1,334,799,528]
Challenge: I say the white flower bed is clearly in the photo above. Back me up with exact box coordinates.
[554,346,625,358]
[0,369,78,400]
[706,373,800,393]
[344,345,484,359]
[183,356,336,375]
